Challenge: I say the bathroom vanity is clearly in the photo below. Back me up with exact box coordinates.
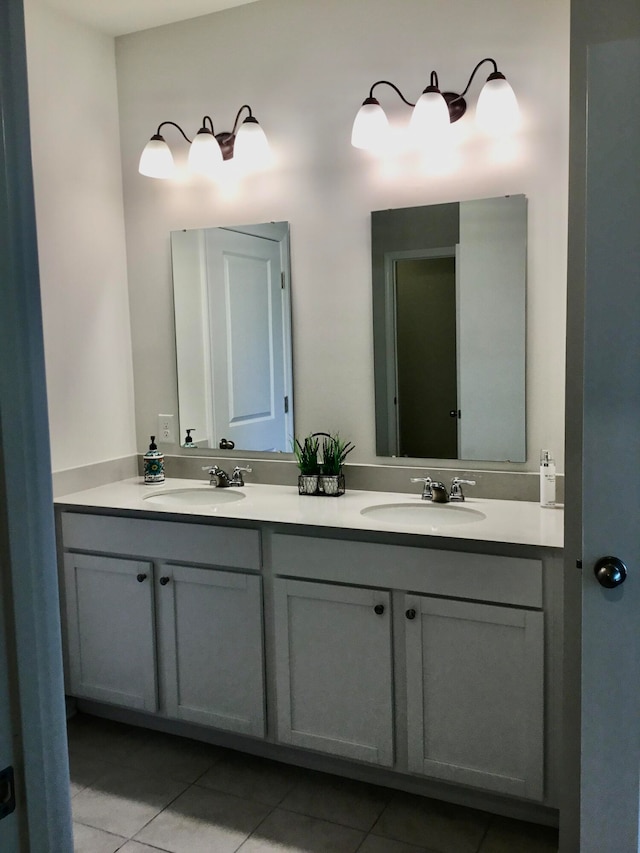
[55,479,563,823]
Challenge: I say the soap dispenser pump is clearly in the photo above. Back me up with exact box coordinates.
[143,435,165,484]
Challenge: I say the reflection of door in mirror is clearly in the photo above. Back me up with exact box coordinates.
[394,255,458,458]
[171,222,294,452]
[372,196,527,462]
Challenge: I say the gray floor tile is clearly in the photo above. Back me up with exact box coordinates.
[118,843,174,853]
[237,807,364,852]
[69,752,114,798]
[359,834,436,853]
[134,784,270,853]
[278,769,392,831]
[479,816,559,853]
[371,792,489,853]
[73,821,126,853]
[195,751,299,806]
[72,764,188,838]
[120,729,225,783]
[67,714,149,765]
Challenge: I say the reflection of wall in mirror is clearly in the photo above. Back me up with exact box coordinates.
[171,222,294,453]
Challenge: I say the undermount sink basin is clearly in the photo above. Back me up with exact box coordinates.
[142,487,246,508]
[360,502,486,528]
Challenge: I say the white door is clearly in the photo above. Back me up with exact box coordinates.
[64,554,158,711]
[565,13,640,853]
[206,229,287,451]
[404,594,544,800]
[158,565,265,737]
[274,578,394,766]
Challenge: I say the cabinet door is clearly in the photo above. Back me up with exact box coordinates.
[274,578,393,766]
[405,595,544,800]
[159,565,265,737]
[63,553,157,711]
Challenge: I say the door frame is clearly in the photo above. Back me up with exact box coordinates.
[0,0,72,848]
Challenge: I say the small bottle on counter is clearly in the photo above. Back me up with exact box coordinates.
[183,429,196,448]
[143,435,165,484]
[539,449,556,507]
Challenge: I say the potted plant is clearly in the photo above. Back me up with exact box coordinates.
[319,433,355,496]
[293,434,321,495]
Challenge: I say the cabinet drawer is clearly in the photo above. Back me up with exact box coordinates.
[61,512,261,570]
[271,534,542,607]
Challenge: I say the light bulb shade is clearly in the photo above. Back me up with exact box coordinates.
[409,89,452,145]
[351,98,389,150]
[233,117,271,170]
[138,135,175,179]
[188,128,223,177]
[475,72,520,135]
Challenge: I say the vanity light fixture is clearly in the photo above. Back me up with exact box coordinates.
[138,104,271,179]
[351,57,520,151]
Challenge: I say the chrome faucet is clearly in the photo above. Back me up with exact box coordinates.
[202,464,252,487]
[203,465,231,487]
[410,475,476,502]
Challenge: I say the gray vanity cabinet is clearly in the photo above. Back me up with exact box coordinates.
[404,594,544,800]
[60,512,265,738]
[157,564,265,737]
[274,578,394,766]
[64,553,158,712]
[59,512,559,813]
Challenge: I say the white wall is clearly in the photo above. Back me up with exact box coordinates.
[24,0,136,473]
[117,0,569,472]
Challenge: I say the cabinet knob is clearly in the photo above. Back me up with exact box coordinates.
[136,573,147,583]
[374,604,385,615]
[159,576,170,586]
[405,608,416,620]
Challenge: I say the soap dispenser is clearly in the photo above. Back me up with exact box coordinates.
[143,435,165,484]
[183,429,196,448]
[539,449,556,507]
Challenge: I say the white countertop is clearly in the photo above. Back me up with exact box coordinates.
[55,478,564,549]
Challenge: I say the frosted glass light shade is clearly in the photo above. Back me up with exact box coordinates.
[409,90,451,146]
[475,74,520,135]
[188,129,223,177]
[233,117,271,170]
[351,99,389,150]
[138,136,175,179]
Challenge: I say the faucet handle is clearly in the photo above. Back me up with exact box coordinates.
[410,476,433,501]
[231,465,252,486]
[450,477,476,501]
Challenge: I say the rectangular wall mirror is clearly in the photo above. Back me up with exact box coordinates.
[372,195,527,462]
[171,221,294,453]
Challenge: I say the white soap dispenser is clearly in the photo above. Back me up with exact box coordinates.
[540,449,556,507]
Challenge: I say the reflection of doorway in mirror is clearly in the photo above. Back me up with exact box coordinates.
[395,256,458,458]
[207,228,287,451]
[171,222,294,453]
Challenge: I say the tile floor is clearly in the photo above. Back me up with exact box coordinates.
[68,713,559,853]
